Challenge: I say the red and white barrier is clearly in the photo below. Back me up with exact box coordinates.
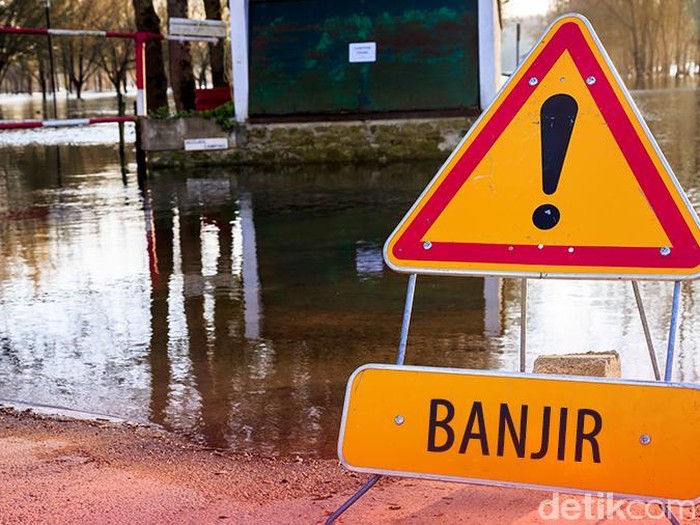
[0,26,160,117]
[1,24,225,122]
[0,27,143,39]
[0,116,136,131]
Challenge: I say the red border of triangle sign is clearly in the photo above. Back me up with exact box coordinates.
[383,15,700,280]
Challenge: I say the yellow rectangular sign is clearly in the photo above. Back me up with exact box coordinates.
[339,365,700,501]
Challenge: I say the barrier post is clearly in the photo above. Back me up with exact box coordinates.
[134,34,147,116]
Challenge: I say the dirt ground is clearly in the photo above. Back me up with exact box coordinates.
[0,407,698,525]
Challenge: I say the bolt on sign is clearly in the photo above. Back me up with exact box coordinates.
[339,365,700,501]
[383,15,700,279]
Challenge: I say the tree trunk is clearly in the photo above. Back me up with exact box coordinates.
[627,3,644,87]
[132,0,169,113]
[0,59,6,86]
[39,61,47,101]
[73,78,83,99]
[168,0,196,111]
[202,0,226,87]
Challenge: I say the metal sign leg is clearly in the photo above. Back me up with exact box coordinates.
[324,474,381,525]
[396,273,418,365]
[520,278,528,373]
[663,506,681,525]
[631,281,661,380]
[660,281,682,525]
[664,281,682,382]
[326,274,418,524]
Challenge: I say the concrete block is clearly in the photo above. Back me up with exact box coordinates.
[145,116,476,166]
[142,117,233,152]
[533,351,621,378]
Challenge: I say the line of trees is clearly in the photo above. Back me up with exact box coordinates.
[0,0,228,113]
[552,0,700,86]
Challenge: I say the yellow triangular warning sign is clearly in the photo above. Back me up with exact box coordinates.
[384,15,700,279]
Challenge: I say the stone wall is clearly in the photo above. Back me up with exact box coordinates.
[142,117,476,168]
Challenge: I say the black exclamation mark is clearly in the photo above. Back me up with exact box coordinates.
[532,94,578,230]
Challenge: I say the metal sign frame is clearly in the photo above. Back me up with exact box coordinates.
[327,276,686,524]
[327,13,693,525]
[169,17,227,39]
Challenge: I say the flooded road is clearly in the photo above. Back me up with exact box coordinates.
[0,87,699,458]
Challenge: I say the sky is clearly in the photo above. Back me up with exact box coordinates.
[503,0,553,19]
[501,0,555,72]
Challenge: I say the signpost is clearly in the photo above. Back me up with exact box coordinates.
[340,365,700,501]
[168,18,227,40]
[384,15,700,279]
[328,14,700,525]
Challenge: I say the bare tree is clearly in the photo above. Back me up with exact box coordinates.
[202,0,226,87]
[55,0,106,99]
[60,38,100,99]
[97,4,134,110]
[692,4,699,71]
[553,0,699,85]
[0,0,45,83]
[167,0,196,110]
[132,0,169,112]
[190,41,211,88]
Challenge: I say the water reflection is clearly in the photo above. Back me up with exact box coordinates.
[139,164,504,454]
[0,92,130,121]
[499,278,700,382]
[0,87,699,458]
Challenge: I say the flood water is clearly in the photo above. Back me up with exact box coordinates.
[0,87,699,458]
